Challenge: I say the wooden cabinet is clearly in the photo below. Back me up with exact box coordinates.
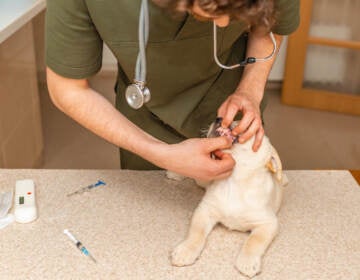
[282,0,360,115]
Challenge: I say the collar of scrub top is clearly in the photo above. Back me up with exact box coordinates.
[213,22,277,69]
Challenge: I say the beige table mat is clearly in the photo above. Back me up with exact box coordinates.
[0,169,359,279]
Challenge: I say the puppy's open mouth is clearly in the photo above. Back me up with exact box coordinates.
[208,117,238,144]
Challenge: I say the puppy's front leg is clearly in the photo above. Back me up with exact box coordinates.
[235,220,279,278]
[171,204,217,266]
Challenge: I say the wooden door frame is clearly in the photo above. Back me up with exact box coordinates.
[281,0,360,115]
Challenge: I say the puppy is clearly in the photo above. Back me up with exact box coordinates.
[168,118,287,278]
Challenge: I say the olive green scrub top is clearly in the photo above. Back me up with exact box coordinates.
[46,0,300,170]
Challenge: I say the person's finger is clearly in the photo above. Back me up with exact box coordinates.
[221,103,239,128]
[232,111,255,136]
[203,136,232,152]
[213,170,233,180]
[238,118,261,143]
[213,149,224,159]
[213,153,235,175]
[216,151,233,161]
[252,127,265,152]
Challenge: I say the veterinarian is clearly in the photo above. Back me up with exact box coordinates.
[45,0,299,181]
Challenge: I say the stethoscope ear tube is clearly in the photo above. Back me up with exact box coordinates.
[213,22,277,69]
[135,0,149,83]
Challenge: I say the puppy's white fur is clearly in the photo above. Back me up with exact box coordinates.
[167,135,286,278]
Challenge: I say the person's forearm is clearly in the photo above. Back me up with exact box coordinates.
[235,32,283,103]
[47,73,167,168]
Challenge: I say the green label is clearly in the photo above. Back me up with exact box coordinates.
[19,196,24,204]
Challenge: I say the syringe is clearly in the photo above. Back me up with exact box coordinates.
[64,229,97,263]
[67,180,106,197]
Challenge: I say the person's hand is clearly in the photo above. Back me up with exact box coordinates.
[162,137,235,182]
[217,92,264,152]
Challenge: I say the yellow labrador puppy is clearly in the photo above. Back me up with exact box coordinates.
[168,118,287,278]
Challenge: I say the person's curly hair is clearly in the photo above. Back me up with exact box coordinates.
[155,0,277,31]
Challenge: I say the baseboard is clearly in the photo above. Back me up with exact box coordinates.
[265,81,283,91]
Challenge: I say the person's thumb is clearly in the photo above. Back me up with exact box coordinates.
[202,136,232,153]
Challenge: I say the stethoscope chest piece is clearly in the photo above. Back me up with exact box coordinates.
[125,81,151,109]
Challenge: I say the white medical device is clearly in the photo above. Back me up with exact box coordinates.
[125,1,277,109]
[14,179,38,223]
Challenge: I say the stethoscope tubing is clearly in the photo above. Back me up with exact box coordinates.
[213,22,277,70]
[135,0,149,84]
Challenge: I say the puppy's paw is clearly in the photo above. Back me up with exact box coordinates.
[171,241,201,267]
[235,253,261,278]
[166,171,185,181]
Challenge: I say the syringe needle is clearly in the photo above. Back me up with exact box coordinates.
[67,189,83,197]
[64,229,97,263]
[66,191,77,197]
[67,180,106,197]
[88,254,97,263]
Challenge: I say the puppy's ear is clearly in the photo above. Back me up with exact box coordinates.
[266,146,283,183]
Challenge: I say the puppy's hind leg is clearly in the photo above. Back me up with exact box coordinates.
[171,204,217,266]
[235,219,279,278]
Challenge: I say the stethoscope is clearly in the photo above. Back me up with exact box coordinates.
[125,0,277,109]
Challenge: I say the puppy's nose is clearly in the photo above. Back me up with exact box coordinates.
[215,117,223,124]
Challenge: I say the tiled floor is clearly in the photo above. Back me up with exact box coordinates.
[39,73,360,170]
